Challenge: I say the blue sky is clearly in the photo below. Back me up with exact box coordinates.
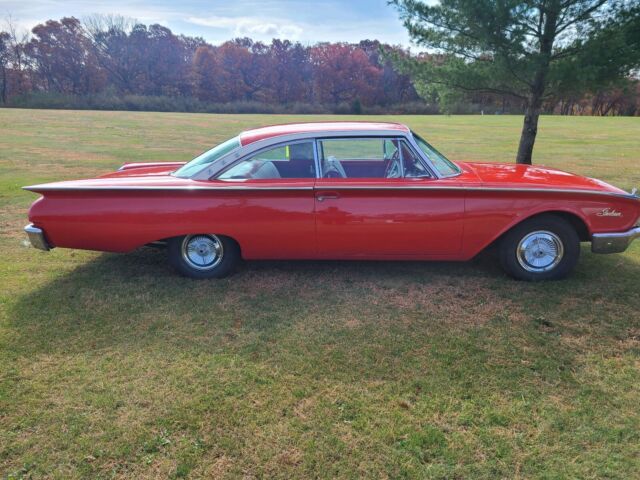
[1,0,427,48]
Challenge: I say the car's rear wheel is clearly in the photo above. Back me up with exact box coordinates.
[168,234,239,278]
[499,215,580,281]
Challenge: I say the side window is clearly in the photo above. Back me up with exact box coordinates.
[401,141,432,178]
[318,137,402,179]
[218,141,316,180]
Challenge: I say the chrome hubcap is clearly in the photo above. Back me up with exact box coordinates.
[181,234,223,270]
[517,230,564,273]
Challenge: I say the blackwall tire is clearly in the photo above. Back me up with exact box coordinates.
[499,215,580,281]
[168,234,239,279]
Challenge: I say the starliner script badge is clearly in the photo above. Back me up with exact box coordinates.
[597,208,623,217]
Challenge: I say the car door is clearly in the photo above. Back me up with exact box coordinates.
[211,140,318,259]
[314,136,465,258]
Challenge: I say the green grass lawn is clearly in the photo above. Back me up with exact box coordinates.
[1,109,639,479]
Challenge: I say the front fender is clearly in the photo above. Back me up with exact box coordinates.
[460,191,638,259]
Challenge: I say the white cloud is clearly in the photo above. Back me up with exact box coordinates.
[1,1,176,35]
[1,0,418,47]
[187,15,303,40]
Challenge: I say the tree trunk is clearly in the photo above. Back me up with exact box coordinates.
[516,82,545,164]
[515,5,558,165]
[515,63,548,164]
[0,66,6,105]
[516,102,541,165]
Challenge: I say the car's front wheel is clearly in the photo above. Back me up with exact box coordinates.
[168,234,239,279]
[499,215,580,281]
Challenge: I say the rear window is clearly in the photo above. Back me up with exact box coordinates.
[174,136,241,178]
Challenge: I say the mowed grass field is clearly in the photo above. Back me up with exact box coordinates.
[1,109,639,479]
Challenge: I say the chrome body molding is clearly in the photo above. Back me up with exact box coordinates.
[21,184,640,199]
[24,224,51,251]
[591,226,640,254]
[23,185,315,192]
[311,185,639,199]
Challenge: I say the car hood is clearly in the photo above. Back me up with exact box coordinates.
[459,161,629,195]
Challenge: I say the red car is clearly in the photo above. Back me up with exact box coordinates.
[24,121,640,281]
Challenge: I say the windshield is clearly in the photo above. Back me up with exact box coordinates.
[412,132,460,177]
[174,136,241,178]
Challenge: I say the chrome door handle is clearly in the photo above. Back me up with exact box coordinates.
[316,193,340,202]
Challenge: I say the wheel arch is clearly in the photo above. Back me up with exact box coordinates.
[485,209,591,252]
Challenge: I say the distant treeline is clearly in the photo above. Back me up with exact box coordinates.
[0,16,638,115]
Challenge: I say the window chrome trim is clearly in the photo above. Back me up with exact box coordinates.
[212,138,319,181]
[173,129,453,180]
[316,135,401,178]
[191,129,419,180]
[314,135,436,179]
[312,140,322,179]
[397,138,405,178]
[399,138,436,179]
[403,132,443,179]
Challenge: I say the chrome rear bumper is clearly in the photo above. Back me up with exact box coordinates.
[24,224,51,251]
[592,226,640,254]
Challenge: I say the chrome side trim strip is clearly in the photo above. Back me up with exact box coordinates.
[21,184,639,199]
[314,185,640,199]
[23,185,315,192]
[592,226,640,254]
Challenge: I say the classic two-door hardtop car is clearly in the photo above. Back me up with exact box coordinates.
[24,121,640,281]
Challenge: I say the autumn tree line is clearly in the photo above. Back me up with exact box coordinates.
[0,15,638,115]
